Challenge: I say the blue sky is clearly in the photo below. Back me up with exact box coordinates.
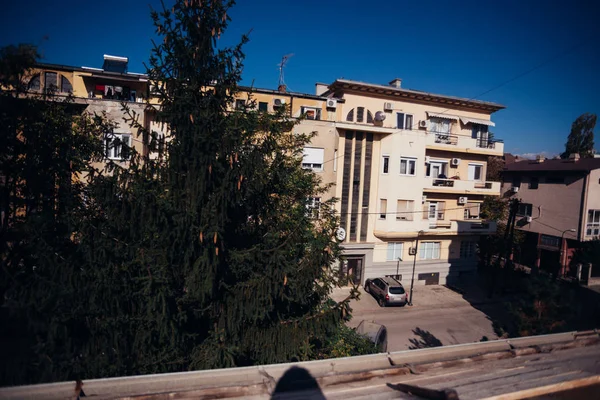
[3,0,599,157]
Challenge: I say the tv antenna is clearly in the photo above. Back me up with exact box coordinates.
[277,53,294,87]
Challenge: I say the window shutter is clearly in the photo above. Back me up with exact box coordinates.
[423,202,429,219]
[437,201,446,219]
[397,113,405,129]
[302,148,324,164]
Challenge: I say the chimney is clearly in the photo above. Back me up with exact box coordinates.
[315,83,328,96]
[278,84,287,93]
[389,78,402,88]
[536,155,545,163]
[569,153,581,161]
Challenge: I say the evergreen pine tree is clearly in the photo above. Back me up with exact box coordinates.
[560,113,597,159]
[73,0,358,377]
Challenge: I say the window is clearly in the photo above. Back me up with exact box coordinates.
[379,199,387,219]
[464,203,480,219]
[472,124,489,148]
[460,241,477,258]
[400,157,417,176]
[105,133,132,160]
[420,242,441,260]
[396,200,414,221]
[382,156,390,174]
[302,147,324,172]
[306,197,321,219]
[429,118,451,134]
[44,72,58,92]
[587,210,600,236]
[28,74,41,91]
[258,102,268,112]
[397,113,414,130]
[60,76,73,93]
[426,160,448,178]
[405,114,413,130]
[235,99,246,110]
[346,109,354,122]
[301,106,321,120]
[387,242,404,261]
[512,177,521,188]
[468,163,483,181]
[427,201,445,220]
[517,203,533,217]
[366,110,374,123]
[540,234,561,248]
[529,177,539,189]
[356,107,364,122]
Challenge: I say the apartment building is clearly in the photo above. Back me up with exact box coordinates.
[23,55,506,286]
[502,155,600,277]
[315,79,505,286]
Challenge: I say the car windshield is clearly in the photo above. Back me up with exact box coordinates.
[389,286,405,294]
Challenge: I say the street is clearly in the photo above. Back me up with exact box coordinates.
[333,285,498,352]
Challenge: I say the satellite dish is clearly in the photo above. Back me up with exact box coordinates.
[375,111,386,121]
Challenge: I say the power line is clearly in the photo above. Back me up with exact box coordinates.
[318,36,592,167]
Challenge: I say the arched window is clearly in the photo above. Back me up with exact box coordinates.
[60,75,73,93]
[28,74,41,91]
[346,109,354,122]
[44,72,58,92]
[346,107,374,123]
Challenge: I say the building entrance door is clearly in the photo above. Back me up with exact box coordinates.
[340,257,364,286]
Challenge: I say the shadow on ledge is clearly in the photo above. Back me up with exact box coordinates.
[408,327,443,350]
[271,366,325,399]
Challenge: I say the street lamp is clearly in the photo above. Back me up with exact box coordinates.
[408,230,425,306]
[560,228,576,277]
[396,256,401,280]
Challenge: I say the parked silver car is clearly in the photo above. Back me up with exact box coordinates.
[364,277,407,307]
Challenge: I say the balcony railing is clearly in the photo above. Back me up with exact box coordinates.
[426,178,501,193]
[434,133,458,145]
[476,138,503,149]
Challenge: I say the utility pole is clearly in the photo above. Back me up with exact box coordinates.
[504,198,520,269]
[408,230,424,306]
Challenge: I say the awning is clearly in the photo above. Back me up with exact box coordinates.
[459,117,495,127]
[426,111,460,121]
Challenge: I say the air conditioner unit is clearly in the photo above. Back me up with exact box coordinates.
[419,120,428,128]
[408,247,417,256]
[273,98,286,107]
[422,195,427,203]
[384,102,393,111]
[451,158,461,166]
[425,156,431,163]
[526,216,533,223]
[458,196,468,205]
[512,186,519,193]
[326,99,337,108]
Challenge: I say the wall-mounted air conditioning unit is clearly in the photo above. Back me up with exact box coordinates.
[425,156,431,163]
[451,158,461,166]
[512,186,519,193]
[419,120,428,128]
[384,102,393,111]
[273,98,286,107]
[526,216,533,223]
[408,247,417,256]
[326,99,337,108]
[458,196,468,205]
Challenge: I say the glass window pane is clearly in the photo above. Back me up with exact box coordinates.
[44,72,57,91]
[60,76,73,93]
[400,160,406,174]
[28,74,41,91]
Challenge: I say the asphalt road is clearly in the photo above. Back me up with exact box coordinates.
[338,286,499,352]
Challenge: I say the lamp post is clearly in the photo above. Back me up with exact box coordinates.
[560,228,576,277]
[396,256,401,280]
[408,230,424,306]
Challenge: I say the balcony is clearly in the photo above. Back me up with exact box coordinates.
[454,220,497,234]
[425,132,504,154]
[424,178,501,195]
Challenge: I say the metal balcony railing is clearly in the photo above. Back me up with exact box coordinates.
[434,133,458,145]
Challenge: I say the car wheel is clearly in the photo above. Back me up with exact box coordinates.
[378,297,386,307]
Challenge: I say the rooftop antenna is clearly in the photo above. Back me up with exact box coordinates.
[277,53,293,92]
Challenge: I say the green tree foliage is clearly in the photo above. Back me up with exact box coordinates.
[560,113,597,159]
[571,238,600,267]
[0,45,107,385]
[46,0,355,381]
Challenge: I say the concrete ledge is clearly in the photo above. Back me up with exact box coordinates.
[388,340,511,365]
[507,332,575,348]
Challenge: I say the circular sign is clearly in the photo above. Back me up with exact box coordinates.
[336,227,346,241]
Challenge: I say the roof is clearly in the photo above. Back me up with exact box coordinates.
[504,157,600,173]
[2,331,599,399]
[327,79,506,113]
